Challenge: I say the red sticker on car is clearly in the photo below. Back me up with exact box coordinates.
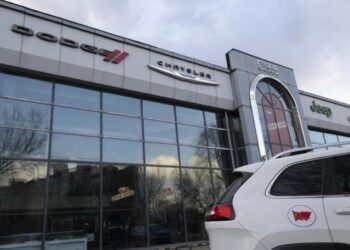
[288,206,316,227]
[292,210,312,221]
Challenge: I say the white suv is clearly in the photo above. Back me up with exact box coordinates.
[205,144,350,250]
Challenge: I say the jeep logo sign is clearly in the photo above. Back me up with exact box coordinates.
[310,100,332,118]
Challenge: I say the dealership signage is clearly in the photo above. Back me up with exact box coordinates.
[11,24,128,64]
[257,59,278,75]
[111,187,135,202]
[148,61,219,86]
[310,100,332,118]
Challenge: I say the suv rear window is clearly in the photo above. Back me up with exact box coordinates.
[216,171,252,204]
[270,160,324,196]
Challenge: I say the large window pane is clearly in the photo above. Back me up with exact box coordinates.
[205,112,225,128]
[103,114,142,140]
[0,98,50,130]
[144,120,176,143]
[0,160,46,247]
[176,107,204,126]
[178,125,206,146]
[324,133,338,144]
[0,128,48,159]
[143,101,175,122]
[257,105,269,143]
[55,84,99,110]
[145,143,179,166]
[147,167,185,245]
[285,111,298,147]
[182,168,212,241]
[103,93,140,116]
[46,162,99,250]
[209,149,232,170]
[207,128,228,148]
[309,130,325,144]
[0,73,52,102]
[180,146,209,167]
[338,135,350,143]
[103,139,143,164]
[51,134,100,162]
[103,165,146,249]
[53,107,100,136]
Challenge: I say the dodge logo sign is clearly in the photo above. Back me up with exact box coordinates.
[12,24,128,64]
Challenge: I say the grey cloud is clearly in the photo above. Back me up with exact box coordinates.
[8,0,350,104]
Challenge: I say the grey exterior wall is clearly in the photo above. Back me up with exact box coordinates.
[0,2,233,111]
[300,90,350,135]
[226,49,311,163]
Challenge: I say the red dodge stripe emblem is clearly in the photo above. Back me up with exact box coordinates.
[103,50,129,64]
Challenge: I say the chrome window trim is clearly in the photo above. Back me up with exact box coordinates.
[250,74,307,160]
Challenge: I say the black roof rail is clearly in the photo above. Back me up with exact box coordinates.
[271,141,350,159]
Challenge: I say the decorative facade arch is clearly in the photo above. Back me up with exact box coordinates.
[250,74,307,160]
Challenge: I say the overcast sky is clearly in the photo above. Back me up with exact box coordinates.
[7,0,350,104]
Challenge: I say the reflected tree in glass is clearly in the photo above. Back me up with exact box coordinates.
[180,169,213,241]
[0,160,47,245]
[0,104,49,174]
[147,167,185,245]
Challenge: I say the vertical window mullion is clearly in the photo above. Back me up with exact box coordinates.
[141,100,150,246]
[99,91,103,250]
[41,82,55,250]
[174,106,189,243]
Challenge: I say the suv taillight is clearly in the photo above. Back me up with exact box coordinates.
[205,204,235,221]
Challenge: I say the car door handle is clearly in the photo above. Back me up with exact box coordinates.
[335,207,350,215]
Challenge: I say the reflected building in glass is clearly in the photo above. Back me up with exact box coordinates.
[0,1,350,249]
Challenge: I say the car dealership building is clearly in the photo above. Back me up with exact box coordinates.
[0,1,350,250]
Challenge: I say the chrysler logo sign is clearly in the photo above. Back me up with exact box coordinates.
[11,24,128,64]
[148,61,219,86]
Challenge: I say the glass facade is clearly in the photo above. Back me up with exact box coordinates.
[0,72,235,249]
[309,129,350,146]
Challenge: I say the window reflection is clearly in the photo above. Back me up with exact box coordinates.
[0,98,50,130]
[143,101,174,122]
[55,84,99,110]
[53,107,100,136]
[103,93,140,116]
[147,167,185,245]
[144,120,176,143]
[103,114,142,140]
[0,128,48,159]
[182,169,212,241]
[212,170,232,199]
[51,134,99,162]
[0,72,52,102]
[0,160,47,245]
[145,143,179,166]
[324,133,338,144]
[180,146,209,167]
[205,112,225,128]
[176,107,204,126]
[103,139,143,164]
[206,128,228,148]
[46,162,100,250]
[178,125,206,146]
[209,149,232,170]
[309,130,325,144]
[103,165,146,249]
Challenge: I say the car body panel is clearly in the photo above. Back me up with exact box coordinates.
[206,146,350,250]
